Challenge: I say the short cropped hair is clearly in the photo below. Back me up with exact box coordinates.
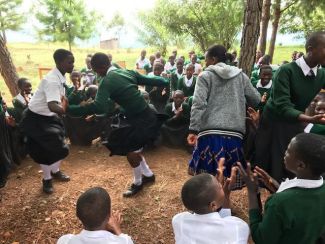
[76,187,111,230]
[173,90,184,97]
[17,77,29,89]
[305,31,325,50]
[90,53,110,69]
[293,133,325,176]
[260,65,273,73]
[186,63,195,71]
[181,173,217,214]
[53,49,73,64]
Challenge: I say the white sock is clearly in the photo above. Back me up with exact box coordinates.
[140,157,153,177]
[40,164,52,180]
[50,160,61,173]
[133,165,143,186]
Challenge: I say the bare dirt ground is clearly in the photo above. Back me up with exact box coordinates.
[0,144,262,244]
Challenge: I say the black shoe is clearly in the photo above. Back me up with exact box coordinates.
[51,171,70,182]
[142,174,155,184]
[123,183,143,197]
[42,179,53,194]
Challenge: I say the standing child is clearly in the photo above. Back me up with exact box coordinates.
[238,133,325,244]
[164,55,176,72]
[135,50,149,69]
[189,54,202,75]
[12,78,32,123]
[188,45,260,187]
[253,31,325,182]
[170,58,184,95]
[68,53,169,197]
[172,167,249,244]
[20,49,73,194]
[58,187,134,244]
[81,55,96,86]
[253,65,273,111]
[177,64,196,98]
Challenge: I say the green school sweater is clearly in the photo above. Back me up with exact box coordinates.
[164,102,190,121]
[177,76,196,97]
[12,98,27,123]
[249,184,325,244]
[310,124,325,135]
[170,70,184,93]
[68,69,169,118]
[143,63,153,74]
[264,62,325,122]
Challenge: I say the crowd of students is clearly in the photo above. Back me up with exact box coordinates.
[1,31,325,243]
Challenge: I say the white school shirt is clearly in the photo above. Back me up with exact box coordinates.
[184,76,194,87]
[164,62,176,71]
[57,230,134,244]
[136,57,149,69]
[172,211,249,244]
[28,67,66,116]
[295,56,319,76]
[14,93,32,106]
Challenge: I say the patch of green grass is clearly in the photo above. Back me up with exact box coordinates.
[0,42,304,103]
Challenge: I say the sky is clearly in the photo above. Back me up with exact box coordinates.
[6,0,304,47]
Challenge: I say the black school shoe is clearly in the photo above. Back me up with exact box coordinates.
[123,183,143,197]
[51,171,70,182]
[42,179,53,194]
[142,174,155,184]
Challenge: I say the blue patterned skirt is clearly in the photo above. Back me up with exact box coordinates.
[188,133,246,188]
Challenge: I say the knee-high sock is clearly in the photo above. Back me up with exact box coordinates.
[40,164,52,180]
[133,165,142,185]
[140,156,153,177]
[50,160,61,173]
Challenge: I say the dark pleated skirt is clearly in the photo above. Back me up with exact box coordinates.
[102,106,159,156]
[20,109,69,165]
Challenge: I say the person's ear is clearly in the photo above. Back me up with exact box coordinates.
[209,200,220,212]
[297,159,306,171]
[306,45,313,55]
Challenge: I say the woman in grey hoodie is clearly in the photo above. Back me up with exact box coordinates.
[187,45,260,187]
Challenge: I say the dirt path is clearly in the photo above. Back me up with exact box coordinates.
[0,145,252,244]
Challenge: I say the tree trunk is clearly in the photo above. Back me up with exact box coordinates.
[268,0,281,63]
[239,0,263,77]
[258,0,271,54]
[0,35,19,96]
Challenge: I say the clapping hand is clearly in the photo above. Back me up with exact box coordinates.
[237,162,259,194]
[5,116,16,127]
[254,166,279,193]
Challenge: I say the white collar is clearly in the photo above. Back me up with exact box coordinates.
[79,229,112,238]
[184,76,193,87]
[295,56,318,76]
[277,177,323,193]
[16,93,27,105]
[53,67,66,84]
[172,102,182,112]
[256,79,272,89]
[176,70,183,79]
[106,65,117,75]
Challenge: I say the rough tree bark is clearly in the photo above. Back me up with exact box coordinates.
[258,0,271,54]
[268,0,281,63]
[0,35,19,96]
[239,0,263,77]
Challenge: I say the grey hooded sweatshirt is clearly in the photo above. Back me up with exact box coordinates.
[189,62,261,137]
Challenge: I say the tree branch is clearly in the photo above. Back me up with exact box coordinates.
[280,0,299,13]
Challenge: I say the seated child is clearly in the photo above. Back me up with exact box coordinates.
[58,187,134,244]
[172,169,249,244]
[170,58,184,95]
[177,64,196,98]
[143,55,156,74]
[147,62,170,113]
[253,65,273,111]
[12,77,33,123]
[188,54,202,75]
[238,133,325,244]
[161,90,190,147]
[164,55,176,72]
